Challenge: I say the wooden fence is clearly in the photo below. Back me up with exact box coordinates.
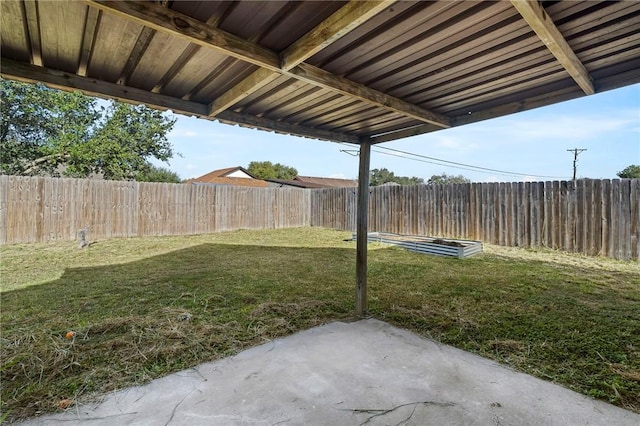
[310,180,639,260]
[0,176,310,244]
[1,176,638,259]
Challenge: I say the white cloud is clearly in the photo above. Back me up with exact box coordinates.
[432,135,478,152]
[490,113,637,142]
[169,128,199,138]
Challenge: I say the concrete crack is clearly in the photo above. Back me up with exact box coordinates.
[396,403,418,426]
[191,366,208,381]
[164,387,199,426]
[347,400,456,426]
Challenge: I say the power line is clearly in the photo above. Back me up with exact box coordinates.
[338,142,570,179]
[374,145,567,178]
[372,149,519,177]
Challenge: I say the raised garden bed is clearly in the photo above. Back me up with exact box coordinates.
[353,232,483,259]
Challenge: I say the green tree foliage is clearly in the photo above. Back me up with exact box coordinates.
[135,164,182,183]
[0,79,176,180]
[616,165,640,179]
[427,173,471,185]
[369,168,424,186]
[247,161,297,180]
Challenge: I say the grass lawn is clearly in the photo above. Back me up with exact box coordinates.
[1,227,639,421]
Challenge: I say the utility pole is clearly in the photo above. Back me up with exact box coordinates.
[567,148,587,181]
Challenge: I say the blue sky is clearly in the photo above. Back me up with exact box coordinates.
[155,83,639,182]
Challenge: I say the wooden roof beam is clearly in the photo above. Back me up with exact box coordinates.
[280,0,395,72]
[153,11,225,94]
[84,0,281,70]
[210,1,394,116]
[117,27,155,85]
[0,59,360,145]
[510,0,595,95]
[1,59,207,116]
[369,124,441,144]
[23,0,43,67]
[208,68,281,116]
[85,0,451,128]
[117,1,171,85]
[290,63,450,127]
[78,6,101,76]
[215,110,361,144]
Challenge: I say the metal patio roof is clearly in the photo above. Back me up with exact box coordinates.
[2,0,639,145]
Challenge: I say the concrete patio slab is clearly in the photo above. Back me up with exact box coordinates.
[20,319,639,425]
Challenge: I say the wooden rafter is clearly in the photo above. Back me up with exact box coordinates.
[153,11,224,94]
[2,59,206,116]
[184,57,237,101]
[78,6,101,76]
[115,0,173,85]
[117,27,155,85]
[22,0,43,67]
[84,0,451,128]
[369,124,441,144]
[151,46,199,93]
[0,59,360,144]
[84,1,281,69]
[208,68,281,116]
[209,0,393,117]
[216,110,360,144]
[291,63,450,127]
[510,0,595,95]
[280,0,395,71]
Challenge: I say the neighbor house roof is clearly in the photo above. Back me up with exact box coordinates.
[265,176,357,188]
[265,178,324,189]
[202,166,257,179]
[2,1,638,144]
[294,176,358,188]
[189,177,269,188]
[187,167,268,187]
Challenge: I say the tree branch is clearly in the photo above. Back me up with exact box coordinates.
[22,153,70,175]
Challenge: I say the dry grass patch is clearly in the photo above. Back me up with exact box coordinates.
[1,228,638,421]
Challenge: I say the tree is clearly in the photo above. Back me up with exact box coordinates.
[0,79,176,180]
[369,168,424,186]
[616,165,640,179]
[427,173,470,185]
[135,164,182,183]
[247,161,297,180]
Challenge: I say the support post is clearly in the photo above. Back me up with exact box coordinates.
[356,139,371,316]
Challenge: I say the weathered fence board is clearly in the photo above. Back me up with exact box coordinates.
[1,176,637,260]
[310,179,639,260]
[0,176,310,244]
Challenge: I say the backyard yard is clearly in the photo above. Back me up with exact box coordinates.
[1,227,638,421]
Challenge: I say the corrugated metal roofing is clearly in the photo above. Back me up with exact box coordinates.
[1,0,638,144]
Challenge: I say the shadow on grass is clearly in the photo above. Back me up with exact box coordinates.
[1,243,357,420]
[1,242,639,420]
